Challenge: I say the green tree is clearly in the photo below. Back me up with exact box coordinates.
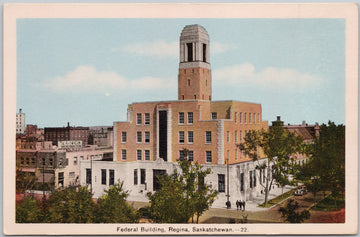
[279,199,310,223]
[296,122,345,198]
[44,186,95,223]
[16,168,36,193]
[237,126,303,204]
[16,196,43,223]
[95,182,139,223]
[146,156,218,223]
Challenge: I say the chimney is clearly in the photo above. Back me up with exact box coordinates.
[67,122,70,127]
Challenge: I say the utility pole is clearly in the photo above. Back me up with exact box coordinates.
[226,155,230,208]
[90,155,93,194]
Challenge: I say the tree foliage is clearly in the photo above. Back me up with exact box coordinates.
[95,182,139,223]
[238,126,303,204]
[296,122,345,197]
[16,196,42,223]
[45,186,96,223]
[279,199,310,223]
[146,157,218,223]
[16,168,36,193]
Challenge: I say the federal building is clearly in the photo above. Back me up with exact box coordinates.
[80,25,270,206]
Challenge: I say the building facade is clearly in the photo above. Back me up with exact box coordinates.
[80,25,269,206]
[16,109,25,135]
[44,122,89,146]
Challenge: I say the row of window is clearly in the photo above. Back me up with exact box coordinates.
[121,149,151,161]
[178,131,212,144]
[121,131,151,144]
[136,113,151,125]
[179,150,212,163]
[134,169,146,185]
[178,112,193,124]
[234,112,261,124]
[85,169,115,186]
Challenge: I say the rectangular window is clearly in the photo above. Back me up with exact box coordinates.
[74,157,78,165]
[205,131,212,144]
[58,172,64,187]
[235,112,237,123]
[101,169,106,185]
[188,150,194,161]
[137,113,142,125]
[263,168,266,183]
[179,150,185,160]
[109,169,115,186]
[145,150,150,160]
[179,131,185,144]
[188,112,193,124]
[240,173,244,191]
[179,112,184,124]
[137,150,142,161]
[235,131,238,143]
[145,113,150,125]
[244,113,247,124]
[211,112,217,119]
[122,132,127,143]
[227,131,230,143]
[253,170,257,187]
[259,169,262,184]
[218,174,225,192]
[121,149,127,161]
[137,131,142,143]
[249,113,252,124]
[240,112,242,124]
[206,151,212,163]
[141,169,146,184]
[253,113,256,124]
[134,169,138,185]
[145,131,150,143]
[235,149,238,160]
[240,130,242,142]
[86,169,91,184]
[249,170,253,188]
[258,113,260,124]
[188,131,194,143]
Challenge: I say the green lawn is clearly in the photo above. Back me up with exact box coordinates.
[258,189,295,208]
[311,193,345,211]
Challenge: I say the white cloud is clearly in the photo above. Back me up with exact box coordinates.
[211,42,237,54]
[213,63,323,89]
[117,40,236,59]
[44,65,174,93]
[119,40,178,59]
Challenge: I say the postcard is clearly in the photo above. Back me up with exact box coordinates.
[3,3,358,235]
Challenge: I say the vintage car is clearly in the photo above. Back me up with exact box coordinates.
[293,185,307,196]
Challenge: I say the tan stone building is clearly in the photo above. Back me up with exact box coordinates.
[81,25,270,206]
[114,25,267,165]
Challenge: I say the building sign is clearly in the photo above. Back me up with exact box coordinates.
[58,140,82,149]
[93,133,107,138]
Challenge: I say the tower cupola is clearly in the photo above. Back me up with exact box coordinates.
[178,24,212,101]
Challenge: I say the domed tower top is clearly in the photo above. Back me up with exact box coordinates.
[179,24,210,67]
[178,24,212,101]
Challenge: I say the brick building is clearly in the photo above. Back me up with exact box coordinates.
[81,25,269,206]
[44,122,89,146]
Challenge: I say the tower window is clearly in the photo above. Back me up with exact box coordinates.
[187,43,193,62]
[188,79,191,86]
[203,43,207,62]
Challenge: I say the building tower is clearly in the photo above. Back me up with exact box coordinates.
[178,25,212,101]
[16,108,25,135]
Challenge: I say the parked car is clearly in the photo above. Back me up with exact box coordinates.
[293,185,307,196]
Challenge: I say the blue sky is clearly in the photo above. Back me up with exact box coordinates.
[17,18,345,127]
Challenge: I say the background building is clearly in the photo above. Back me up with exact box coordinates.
[16,109,25,135]
[44,122,89,146]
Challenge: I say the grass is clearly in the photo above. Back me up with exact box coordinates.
[311,193,345,211]
[258,189,295,208]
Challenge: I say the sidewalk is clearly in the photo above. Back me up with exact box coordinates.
[211,185,294,212]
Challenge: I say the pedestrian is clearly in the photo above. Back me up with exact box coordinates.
[236,200,240,210]
[239,200,243,211]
